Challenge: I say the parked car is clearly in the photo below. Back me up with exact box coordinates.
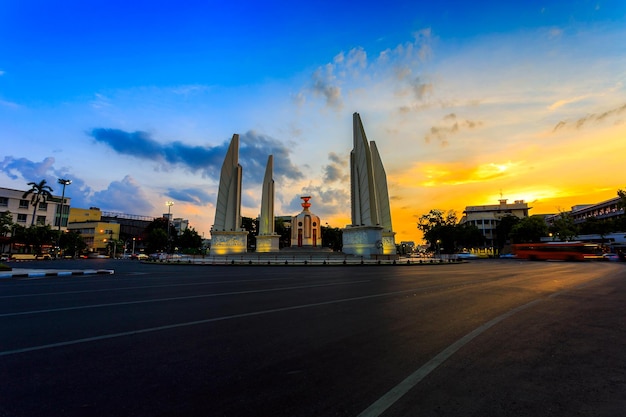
[0,254,10,262]
[456,252,479,260]
[499,253,516,259]
[130,253,149,260]
[602,253,620,262]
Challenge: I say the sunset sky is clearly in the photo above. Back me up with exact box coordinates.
[1,1,625,243]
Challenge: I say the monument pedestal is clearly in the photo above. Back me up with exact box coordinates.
[210,231,248,255]
[342,225,384,257]
[256,234,280,253]
[381,231,397,256]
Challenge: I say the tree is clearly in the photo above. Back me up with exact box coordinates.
[59,230,87,258]
[417,209,459,253]
[12,224,57,255]
[241,217,257,251]
[455,223,485,250]
[495,215,520,253]
[177,227,203,254]
[321,225,342,251]
[618,189,626,212]
[22,179,54,226]
[417,209,457,235]
[548,211,579,241]
[145,228,168,254]
[0,210,14,254]
[617,189,626,230]
[510,215,548,243]
[144,217,175,253]
[275,218,291,249]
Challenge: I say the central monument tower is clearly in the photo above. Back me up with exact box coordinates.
[342,113,396,257]
[210,134,248,254]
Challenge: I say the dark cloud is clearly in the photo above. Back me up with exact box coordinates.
[0,156,93,208]
[552,103,626,132]
[286,185,350,222]
[239,131,304,184]
[411,77,433,100]
[310,66,342,108]
[90,128,224,176]
[424,116,483,146]
[323,152,349,183]
[89,128,304,185]
[0,156,56,181]
[166,187,214,205]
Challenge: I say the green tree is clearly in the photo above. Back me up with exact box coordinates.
[177,227,203,254]
[144,217,175,253]
[618,189,626,212]
[241,217,257,251]
[145,228,168,254]
[59,230,87,258]
[12,224,57,255]
[495,215,520,253]
[456,223,485,250]
[275,218,291,249]
[22,179,54,226]
[418,209,458,251]
[616,189,626,230]
[510,215,548,243]
[548,211,579,241]
[0,210,14,254]
[321,225,342,251]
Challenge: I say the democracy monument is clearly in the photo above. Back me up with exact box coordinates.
[210,112,396,258]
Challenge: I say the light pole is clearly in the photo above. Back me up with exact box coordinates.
[56,178,72,258]
[166,201,174,253]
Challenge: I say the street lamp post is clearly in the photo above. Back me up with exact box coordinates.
[56,178,72,258]
[166,201,174,253]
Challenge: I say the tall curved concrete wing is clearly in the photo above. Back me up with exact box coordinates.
[213,134,242,231]
[370,141,393,232]
[351,113,379,226]
[259,155,275,235]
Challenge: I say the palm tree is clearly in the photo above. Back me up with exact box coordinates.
[22,180,54,226]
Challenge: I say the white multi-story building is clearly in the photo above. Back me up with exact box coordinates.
[459,199,531,249]
[0,186,71,229]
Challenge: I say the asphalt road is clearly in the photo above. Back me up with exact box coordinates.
[1,259,625,417]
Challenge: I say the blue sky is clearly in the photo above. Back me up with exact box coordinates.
[2,1,625,242]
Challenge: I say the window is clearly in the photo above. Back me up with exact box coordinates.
[38,202,48,211]
[19,199,29,209]
[17,214,27,223]
[0,197,8,207]
[36,215,46,225]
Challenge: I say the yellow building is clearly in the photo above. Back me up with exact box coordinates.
[67,207,120,255]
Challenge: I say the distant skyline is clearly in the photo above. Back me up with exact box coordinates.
[1,1,625,242]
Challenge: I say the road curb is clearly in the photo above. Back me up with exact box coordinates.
[0,269,115,279]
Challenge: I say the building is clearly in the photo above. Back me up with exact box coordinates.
[544,197,624,225]
[0,186,71,229]
[459,199,531,249]
[67,207,121,255]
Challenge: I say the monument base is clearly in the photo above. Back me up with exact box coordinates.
[255,234,280,253]
[342,225,384,257]
[382,231,397,256]
[210,231,248,255]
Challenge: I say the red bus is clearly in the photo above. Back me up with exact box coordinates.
[512,242,603,261]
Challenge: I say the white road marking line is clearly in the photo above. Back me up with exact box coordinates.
[356,299,543,417]
[0,280,371,317]
[0,285,437,357]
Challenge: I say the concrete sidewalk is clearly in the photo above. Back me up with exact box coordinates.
[0,268,115,279]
